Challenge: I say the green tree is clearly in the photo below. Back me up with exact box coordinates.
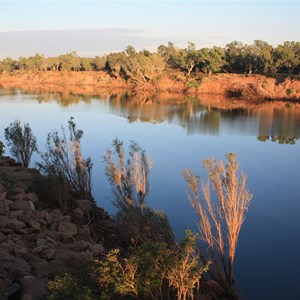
[274,41,300,74]
[0,57,17,72]
[198,46,226,76]
[121,46,166,85]
[4,120,38,167]
[173,42,201,78]
[58,51,81,71]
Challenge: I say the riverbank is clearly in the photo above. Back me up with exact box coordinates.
[0,156,231,299]
[0,71,299,102]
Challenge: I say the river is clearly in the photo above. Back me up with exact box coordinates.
[0,87,300,299]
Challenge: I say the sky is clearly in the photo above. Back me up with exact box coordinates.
[0,1,299,59]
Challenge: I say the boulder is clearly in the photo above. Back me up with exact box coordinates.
[20,275,47,300]
[34,261,56,277]
[54,249,90,268]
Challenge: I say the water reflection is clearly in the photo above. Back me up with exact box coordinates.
[1,85,300,144]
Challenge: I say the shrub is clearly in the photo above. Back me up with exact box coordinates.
[182,153,252,286]
[46,273,94,300]
[4,120,37,167]
[96,231,209,300]
[38,117,93,201]
[104,138,174,245]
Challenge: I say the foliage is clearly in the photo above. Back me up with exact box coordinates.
[172,42,201,78]
[46,272,94,300]
[37,117,93,201]
[33,174,70,212]
[104,138,174,245]
[96,249,138,299]
[4,120,38,167]
[167,230,210,300]
[96,231,209,300]
[182,153,252,286]
[0,40,299,76]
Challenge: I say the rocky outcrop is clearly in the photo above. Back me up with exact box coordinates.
[0,157,116,300]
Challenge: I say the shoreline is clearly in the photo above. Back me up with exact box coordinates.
[0,71,299,103]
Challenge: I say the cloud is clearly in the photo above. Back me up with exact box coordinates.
[0,28,176,58]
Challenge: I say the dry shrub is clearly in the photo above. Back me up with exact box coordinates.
[37,117,93,202]
[104,138,174,245]
[182,153,252,287]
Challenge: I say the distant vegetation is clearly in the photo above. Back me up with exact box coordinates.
[0,40,299,84]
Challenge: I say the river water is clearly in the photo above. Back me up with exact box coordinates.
[0,88,300,299]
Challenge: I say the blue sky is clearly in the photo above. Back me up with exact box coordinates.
[0,1,299,58]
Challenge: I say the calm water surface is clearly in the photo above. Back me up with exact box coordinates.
[0,88,300,300]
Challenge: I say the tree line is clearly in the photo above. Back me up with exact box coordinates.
[0,40,299,84]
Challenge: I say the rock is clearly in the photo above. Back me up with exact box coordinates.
[0,192,6,201]
[46,236,57,246]
[41,248,56,261]
[32,244,48,255]
[11,186,25,194]
[26,218,41,232]
[8,219,26,232]
[72,207,84,222]
[9,200,31,211]
[75,199,94,213]
[9,210,25,219]
[43,211,53,225]
[0,200,9,216]
[20,275,47,300]
[67,240,89,252]
[78,226,91,238]
[0,248,14,262]
[60,233,75,244]
[10,192,27,201]
[57,221,78,237]
[54,249,90,268]
[34,261,56,277]
[26,192,39,204]
[50,209,64,223]
[14,257,31,273]
[90,243,105,254]
[36,239,47,246]
[0,232,7,243]
[7,282,21,298]
[14,247,33,262]
[0,216,9,227]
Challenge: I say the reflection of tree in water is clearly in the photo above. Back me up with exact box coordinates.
[256,105,300,144]
[8,88,300,143]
